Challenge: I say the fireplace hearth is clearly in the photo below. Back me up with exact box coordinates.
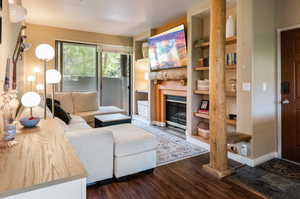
[166,95,187,131]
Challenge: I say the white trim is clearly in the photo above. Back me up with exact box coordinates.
[276,24,300,159]
[250,152,279,167]
[187,136,278,167]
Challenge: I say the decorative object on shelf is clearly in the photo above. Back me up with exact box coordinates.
[228,113,237,121]
[20,91,41,128]
[46,69,61,118]
[226,52,237,65]
[197,121,210,138]
[35,43,55,119]
[197,79,209,91]
[199,57,209,67]
[198,100,209,113]
[142,42,149,58]
[149,68,187,81]
[226,16,236,38]
[228,78,237,92]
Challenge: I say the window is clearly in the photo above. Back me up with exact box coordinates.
[59,42,98,92]
[102,52,121,78]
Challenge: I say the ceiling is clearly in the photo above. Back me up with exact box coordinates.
[22,0,200,36]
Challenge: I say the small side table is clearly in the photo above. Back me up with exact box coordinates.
[94,113,132,128]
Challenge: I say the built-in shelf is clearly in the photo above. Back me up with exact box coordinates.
[227,119,237,126]
[194,90,209,95]
[194,112,209,119]
[192,135,209,144]
[194,65,236,71]
[193,132,251,145]
[194,36,237,49]
[194,113,237,126]
[226,91,237,97]
[227,133,252,144]
[225,65,237,70]
[136,90,149,93]
[194,66,209,71]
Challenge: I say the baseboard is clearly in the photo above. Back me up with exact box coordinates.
[187,136,278,167]
[250,152,279,167]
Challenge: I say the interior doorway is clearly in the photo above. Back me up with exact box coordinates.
[281,28,300,163]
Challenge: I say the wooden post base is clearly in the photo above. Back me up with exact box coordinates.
[202,164,233,179]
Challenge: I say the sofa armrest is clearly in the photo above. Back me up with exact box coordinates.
[66,128,114,183]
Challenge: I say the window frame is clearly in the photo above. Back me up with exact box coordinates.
[56,40,99,92]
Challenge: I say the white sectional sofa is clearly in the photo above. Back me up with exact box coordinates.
[53,91,126,126]
[19,98,157,184]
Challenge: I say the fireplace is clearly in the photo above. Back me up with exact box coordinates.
[165,95,187,131]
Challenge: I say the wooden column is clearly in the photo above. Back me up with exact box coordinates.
[203,0,232,178]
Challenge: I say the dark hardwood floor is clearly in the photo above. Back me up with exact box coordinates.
[87,154,263,199]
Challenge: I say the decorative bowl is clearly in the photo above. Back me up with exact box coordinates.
[20,117,40,128]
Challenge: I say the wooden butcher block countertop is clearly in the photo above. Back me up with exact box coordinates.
[0,119,87,197]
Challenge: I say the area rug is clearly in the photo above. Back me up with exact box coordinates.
[132,120,208,166]
[228,159,300,199]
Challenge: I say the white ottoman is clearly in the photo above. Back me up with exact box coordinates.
[101,124,157,179]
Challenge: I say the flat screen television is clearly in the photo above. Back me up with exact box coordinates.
[148,25,187,71]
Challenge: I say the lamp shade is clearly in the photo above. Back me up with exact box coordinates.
[27,75,36,82]
[36,84,44,91]
[46,69,61,84]
[35,44,55,61]
[33,67,41,73]
[21,92,41,108]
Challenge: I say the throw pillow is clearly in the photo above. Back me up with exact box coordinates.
[46,98,72,124]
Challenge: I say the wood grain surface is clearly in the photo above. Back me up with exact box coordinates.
[87,154,264,199]
[0,119,87,197]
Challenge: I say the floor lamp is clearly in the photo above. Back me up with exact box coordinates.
[46,69,61,118]
[35,44,55,120]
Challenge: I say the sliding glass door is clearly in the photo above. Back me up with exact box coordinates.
[100,51,131,114]
[56,41,131,115]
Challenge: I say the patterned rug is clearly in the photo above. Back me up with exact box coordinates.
[132,120,208,166]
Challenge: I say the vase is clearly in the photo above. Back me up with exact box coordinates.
[226,16,236,38]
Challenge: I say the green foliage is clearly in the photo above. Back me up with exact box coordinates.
[63,43,96,77]
[62,43,121,78]
[102,52,121,78]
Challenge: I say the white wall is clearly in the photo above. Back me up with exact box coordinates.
[0,0,22,92]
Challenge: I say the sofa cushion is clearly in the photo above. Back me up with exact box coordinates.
[46,98,72,124]
[72,92,98,113]
[65,122,92,132]
[76,106,126,124]
[69,115,86,124]
[54,92,74,114]
[101,124,157,157]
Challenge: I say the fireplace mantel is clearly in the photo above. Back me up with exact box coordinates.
[154,80,187,125]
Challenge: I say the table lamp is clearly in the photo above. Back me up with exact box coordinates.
[35,44,55,120]
[20,92,41,128]
[46,69,61,118]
